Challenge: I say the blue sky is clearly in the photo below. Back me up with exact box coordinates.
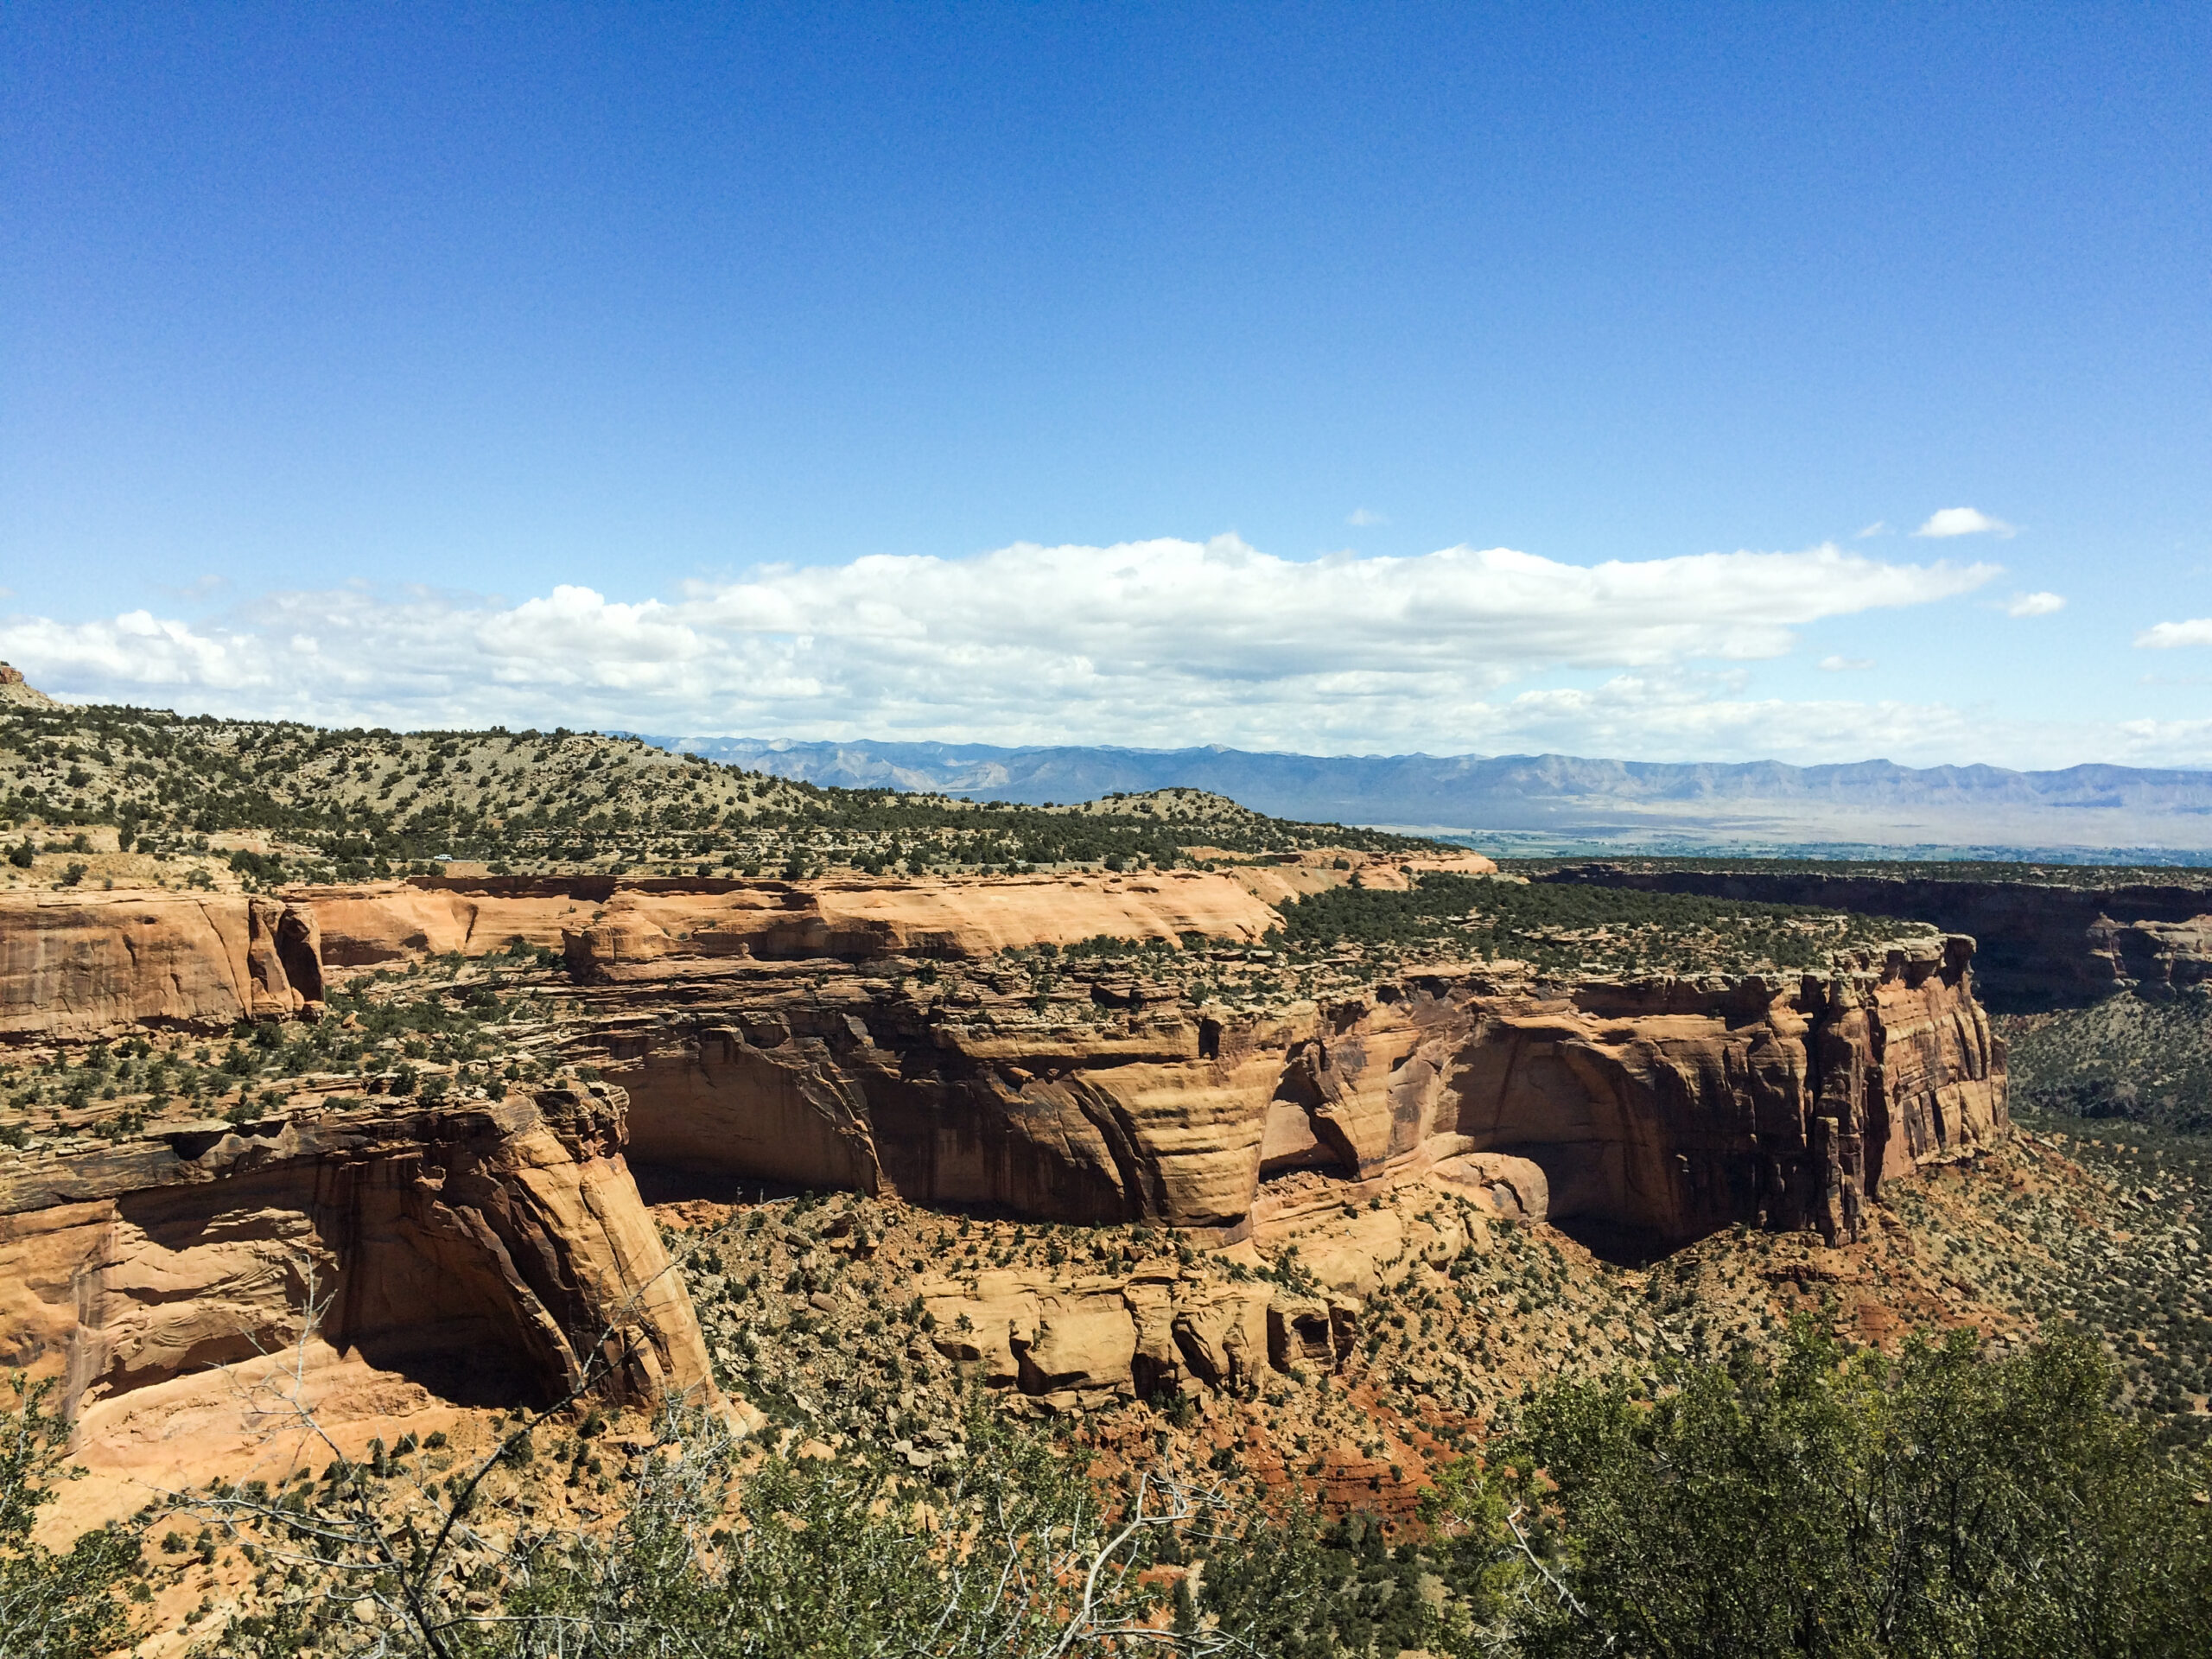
[3,3,2209,766]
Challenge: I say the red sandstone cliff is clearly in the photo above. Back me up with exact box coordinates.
[574,936,2002,1249]
[296,869,1286,968]
[0,875,2005,1471]
[0,890,323,1041]
[0,1086,720,1450]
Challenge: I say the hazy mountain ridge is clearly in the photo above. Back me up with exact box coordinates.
[651,736,2212,852]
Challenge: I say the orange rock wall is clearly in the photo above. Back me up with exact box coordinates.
[296,871,1285,969]
[0,1089,718,1433]
[0,890,322,1042]
[596,942,2004,1247]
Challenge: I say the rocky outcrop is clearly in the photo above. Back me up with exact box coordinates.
[0,662,58,709]
[910,1199,1512,1410]
[297,870,1283,969]
[923,1268,1279,1410]
[0,890,324,1042]
[0,1087,719,1434]
[1533,865,2212,1011]
[585,938,2005,1248]
[918,1208,1466,1411]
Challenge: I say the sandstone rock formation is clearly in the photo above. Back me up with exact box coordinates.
[0,853,2018,1517]
[0,890,324,1042]
[910,1200,1494,1409]
[1,875,2005,1285]
[298,870,1284,969]
[0,1086,719,1441]
[582,936,2003,1248]
[921,1268,1275,1410]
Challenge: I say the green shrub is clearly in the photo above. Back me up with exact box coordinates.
[1500,1324,2212,1657]
[0,1375,139,1657]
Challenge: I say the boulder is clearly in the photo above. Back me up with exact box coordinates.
[925,1271,1279,1404]
[1427,1152,1549,1221]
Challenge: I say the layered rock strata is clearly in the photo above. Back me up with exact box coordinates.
[0,872,2007,1450]
[0,890,324,1042]
[300,870,1284,969]
[577,937,2004,1248]
[0,1085,718,1434]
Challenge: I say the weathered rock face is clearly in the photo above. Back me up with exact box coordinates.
[586,938,2005,1248]
[298,870,1283,969]
[1431,942,2004,1245]
[923,1268,1279,1410]
[0,1087,718,1433]
[0,890,324,1042]
[1534,866,2212,1011]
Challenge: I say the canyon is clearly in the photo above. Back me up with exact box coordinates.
[1531,864,2212,1010]
[0,868,2006,1466]
[574,916,2002,1253]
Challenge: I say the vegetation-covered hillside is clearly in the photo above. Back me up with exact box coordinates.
[1273,873,1930,978]
[0,700,1442,889]
[2001,991,2212,1134]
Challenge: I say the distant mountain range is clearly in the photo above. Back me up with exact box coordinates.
[642,737,2212,860]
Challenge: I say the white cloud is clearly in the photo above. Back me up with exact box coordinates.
[1913,506,2016,539]
[2004,591,2065,617]
[0,535,2001,755]
[1818,655,1875,671]
[1853,521,1887,538]
[1345,508,1389,527]
[2136,618,2212,650]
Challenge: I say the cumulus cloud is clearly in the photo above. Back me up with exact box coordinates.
[1345,508,1389,527]
[1818,656,1875,671]
[2136,618,2212,650]
[1914,506,2015,539]
[0,536,2000,755]
[1853,522,1887,539]
[2005,592,2066,617]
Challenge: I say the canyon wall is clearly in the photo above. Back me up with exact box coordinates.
[575,936,2005,1249]
[301,869,1284,968]
[0,890,323,1041]
[1532,866,2212,1011]
[0,1086,718,1434]
[0,874,2007,1459]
